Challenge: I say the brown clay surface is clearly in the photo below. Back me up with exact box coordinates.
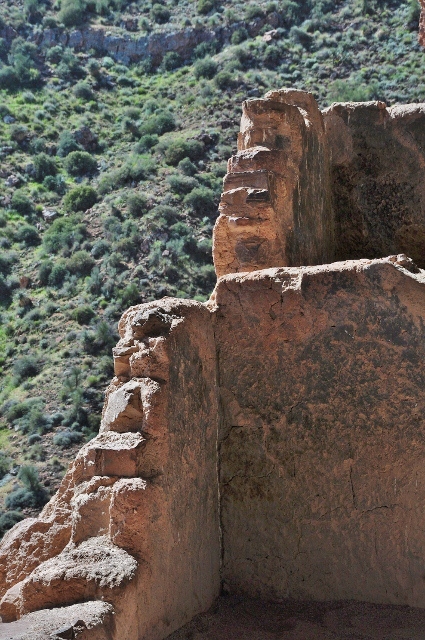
[168,596,425,640]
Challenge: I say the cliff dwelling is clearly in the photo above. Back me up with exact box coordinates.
[2,89,425,639]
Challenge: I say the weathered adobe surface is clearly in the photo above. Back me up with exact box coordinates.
[214,91,425,276]
[0,299,220,639]
[213,89,334,277]
[324,101,425,267]
[2,258,425,638]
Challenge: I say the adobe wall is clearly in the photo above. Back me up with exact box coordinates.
[212,257,425,606]
[324,102,425,267]
[0,299,220,640]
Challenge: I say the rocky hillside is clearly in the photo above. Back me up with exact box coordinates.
[0,0,423,537]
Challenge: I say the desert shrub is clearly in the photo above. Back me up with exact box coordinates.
[0,66,18,90]
[9,124,29,143]
[33,153,57,181]
[53,429,83,448]
[73,304,95,325]
[151,3,170,23]
[59,0,86,26]
[127,193,148,217]
[57,130,82,157]
[0,453,10,479]
[151,204,178,223]
[66,250,95,276]
[5,485,46,510]
[408,0,421,22]
[10,191,33,216]
[63,186,97,212]
[178,157,197,176]
[231,27,248,45]
[15,225,40,247]
[0,251,18,275]
[43,216,87,253]
[197,0,216,14]
[0,511,23,538]
[117,283,140,307]
[162,52,181,71]
[45,45,63,63]
[135,134,158,153]
[167,174,198,195]
[74,81,94,100]
[163,139,204,166]
[183,186,215,213]
[64,151,97,176]
[214,70,233,89]
[139,111,175,136]
[194,57,217,79]
[245,4,264,19]
[13,355,42,381]
[91,239,110,258]
[48,262,68,287]
[290,25,313,47]
[43,174,67,195]
[98,157,155,194]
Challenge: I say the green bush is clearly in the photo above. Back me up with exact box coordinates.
[66,250,95,276]
[214,71,233,90]
[167,174,199,195]
[194,57,218,79]
[164,138,204,166]
[245,4,265,19]
[57,130,82,157]
[183,186,215,214]
[0,511,23,539]
[127,193,148,217]
[59,0,86,27]
[0,453,10,479]
[10,191,33,216]
[231,28,248,45]
[33,153,57,181]
[162,52,181,71]
[15,225,40,247]
[135,134,158,153]
[43,216,87,253]
[178,157,198,176]
[53,429,83,448]
[63,186,97,212]
[139,111,175,136]
[151,3,170,23]
[48,262,68,287]
[0,67,18,90]
[73,304,95,325]
[0,252,18,275]
[13,356,42,381]
[64,151,97,176]
[73,81,94,100]
[197,0,216,14]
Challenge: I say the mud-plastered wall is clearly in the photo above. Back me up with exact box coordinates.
[212,258,425,606]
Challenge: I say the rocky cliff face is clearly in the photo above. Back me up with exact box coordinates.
[2,91,425,640]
